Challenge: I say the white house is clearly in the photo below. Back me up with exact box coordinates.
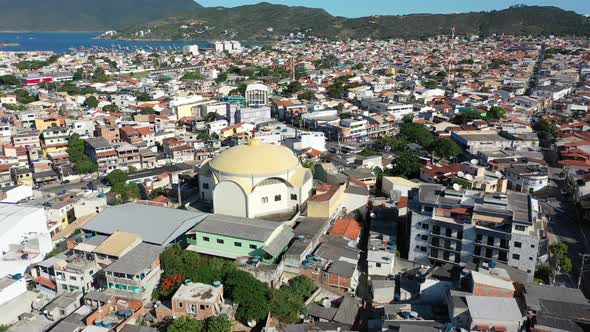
[367,250,395,276]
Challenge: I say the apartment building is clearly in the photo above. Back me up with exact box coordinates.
[86,137,119,174]
[408,184,546,280]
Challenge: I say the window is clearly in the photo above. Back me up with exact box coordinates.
[178,302,183,308]
[217,239,224,244]
[262,197,269,204]
[69,276,77,281]
[203,183,209,189]
[203,236,210,242]
[422,224,429,230]
[515,225,526,231]
[62,284,68,290]
[249,244,257,249]
[476,234,483,241]
[420,246,427,252]
[291,194,297,200]
[512,254,520,260]
[376,263,382,268]
[234,242,242,247]
[200,304,206,310]
[531,244,535,248]
[421,235,428,241]
[514,241,522,248]
[529,257,534,261]
[274,195,282,201]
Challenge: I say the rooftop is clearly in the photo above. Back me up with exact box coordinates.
[82,203,207,245]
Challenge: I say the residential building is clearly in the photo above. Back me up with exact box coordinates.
[408,184,546,280]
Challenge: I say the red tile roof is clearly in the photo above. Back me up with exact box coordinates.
[330,219,362,240]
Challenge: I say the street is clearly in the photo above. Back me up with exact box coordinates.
[543,197,590,293]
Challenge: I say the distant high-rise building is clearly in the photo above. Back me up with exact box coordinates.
[182,45,199,55]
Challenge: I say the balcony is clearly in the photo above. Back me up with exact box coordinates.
[474,240,510,251]
[429,242,462,253]
[429,231,462,241]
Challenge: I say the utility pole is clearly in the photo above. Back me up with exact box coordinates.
[578,253,590,289]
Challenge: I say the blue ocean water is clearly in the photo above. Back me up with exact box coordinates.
[0,32,260,53]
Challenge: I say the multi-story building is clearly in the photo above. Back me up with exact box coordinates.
[115,143,141,171]
[332,118,368,142]
[245,83,270,108]
[408,184,546,280]
[12,130,40,149]
[86,137,119,174]
[119,126,143,145]
[103,242,163,302]
[505,164,549,193]
[41,126,71,154]
[94,125,121,144]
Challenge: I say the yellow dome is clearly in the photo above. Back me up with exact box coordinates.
[209,139,300,176]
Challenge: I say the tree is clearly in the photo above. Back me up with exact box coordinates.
[102,104,119,112]
[140,107,156,115]
[387,153,421,179]
[488,106,506,119]
[431,139,462,160]
[83,96,99,108]
[182,71,205,80]
[92,67,109,82]
[298,91,315,101]
[107,170,128,185]
[167,316,204,332]
[224,269,271,322]
[0,75,19,86]
[15,89,36,104]
[67,134,97,174]
[73,68,85,81]
[204,315,232,332]
[215,72,228,84]
[283,81,303,96]
[399,123,435,148]
[136,92,151,102]
[550,242,573,273]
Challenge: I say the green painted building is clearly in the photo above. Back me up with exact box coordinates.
[186,214,294,264]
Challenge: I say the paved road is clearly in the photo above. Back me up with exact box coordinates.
[543,198,590,292]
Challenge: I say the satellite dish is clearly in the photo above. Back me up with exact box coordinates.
[465,174,474,180]
[457,171,465,178]
[495,171,503,178]
[470,159,479,165]
[453,183,461,191]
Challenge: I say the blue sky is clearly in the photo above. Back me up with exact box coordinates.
[197,0,590,17]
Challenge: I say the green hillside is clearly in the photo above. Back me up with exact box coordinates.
[115,4,590,40]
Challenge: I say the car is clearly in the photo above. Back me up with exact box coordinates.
[62,180,70,184]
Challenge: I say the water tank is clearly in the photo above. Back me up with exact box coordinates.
[94,320,102,326]
[306,254,314,260]
[21,254,29,260]
[489,261,497,268]
[401,311,411,319]
[303,260,311,267]
[102,321,111,328]
[13,273,22,280]
[394,293,400,301]
[184,279,192,285]
[213,281,221,288]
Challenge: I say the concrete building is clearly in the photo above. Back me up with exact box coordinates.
[505,164,548,193]
[103,242,164,302]
[245,83,270,108]
[451,130,513,156]
[171,282,226,320]
[182,45,199,55]
[408,184,545,280]
[198,139,313,220]
[186,214,294,263]
[0,205,52,278]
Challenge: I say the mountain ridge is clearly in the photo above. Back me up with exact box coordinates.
[113,4,590,41]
